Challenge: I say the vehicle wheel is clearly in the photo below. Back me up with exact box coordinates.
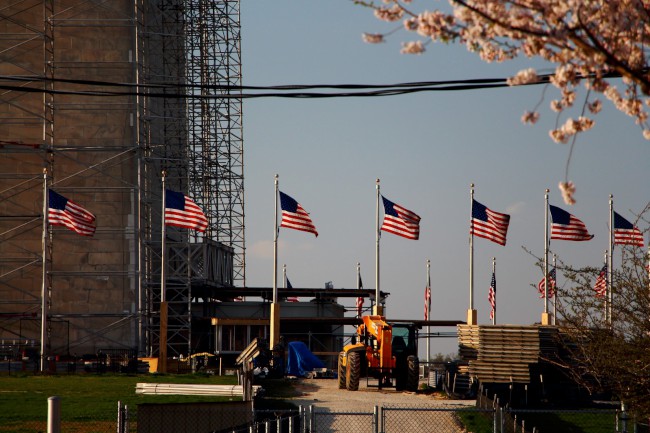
[406,355,419,392]
[337,352,346,389]
[346,351,361,391]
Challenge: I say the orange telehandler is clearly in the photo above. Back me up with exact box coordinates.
[338,315,420,391]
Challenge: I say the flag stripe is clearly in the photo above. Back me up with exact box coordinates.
[537,268,556,298]
[549,205,593,241]
[488,272,496,320]
[471,200,510,246]
[48,190,96,236]
[381,197,420,240]
[593,264,607,298]
[279,191,318,237]
[165,190,208,232]
[424,285,431,320]
[357,273,364,317]
[613,212,644,247]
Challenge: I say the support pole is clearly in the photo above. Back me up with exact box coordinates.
[608,194,613,326]
[467,183,477,325]
[159,171,168,373]
[47,396,61,433]
[426,259,431,364]
[41,169,48,373]
[270,175,280,347]
[375,178,383,316]
[491,257,496,325]
[542,189,552,325]
[552,254,557,325]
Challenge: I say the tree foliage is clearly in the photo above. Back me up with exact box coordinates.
[359,0,650,203]
[547,242,650,417]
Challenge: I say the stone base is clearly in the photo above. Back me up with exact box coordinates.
[541,312,553,325]
[466,309,477,325]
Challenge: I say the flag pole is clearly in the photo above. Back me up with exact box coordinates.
[608,194,613,326]
[603,249,608,324]
[552,254,557,325]
[468,183,476,325]
[492,257,496,325]
[426,259,431,364]
[159,171,168,373]
[283,264,287,289]
[375,178,382,316]
[542,188,551,325]
[270,174,280,348]
[356,262,361,318]
[40,168,48,373]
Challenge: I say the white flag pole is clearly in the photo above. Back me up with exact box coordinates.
[159,171,168,373]
[356,262,362,318]
[492,257,496,325]
[375,178,382,316]
[468,183,476,325]
[270,174,280,347]
[426,259,431,365]
[552,254,557,325]
[283,264,287,289]
[608,194,613,326]
[543,188,550,325]
[40,168,48,372]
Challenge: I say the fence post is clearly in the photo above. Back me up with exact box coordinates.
[299,406,305,433]
[309,405,314,433]
[373,406,379,433]
[47,396,61,433]
[621,402,628,433]
[117,401,123,433]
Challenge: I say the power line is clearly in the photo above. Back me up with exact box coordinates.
[0,74,549,99]
[0,70,622,99]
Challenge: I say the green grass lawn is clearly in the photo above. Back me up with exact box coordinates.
[0,373,239,423]
[458,408,617,433]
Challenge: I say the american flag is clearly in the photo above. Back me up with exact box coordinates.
[593,264,607,298]
[488,272,496,320]
[613,212,644,247]
[537,268,556,299]
[285,276,298,302]
[356,273,364,317]
[48,190,96,236]
[279,191,318,237]
[165,189,208,232]
[380,196,420,240]
[424,285,431,320]
[549,205,593,241]
[471,200,510,246]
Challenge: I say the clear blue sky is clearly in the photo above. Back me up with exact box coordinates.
[239,1,649,356]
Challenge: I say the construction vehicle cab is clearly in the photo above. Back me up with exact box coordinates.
[338,315,419,391]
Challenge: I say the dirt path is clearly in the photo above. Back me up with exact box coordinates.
[286,377,475,412]
[283,378,475,432]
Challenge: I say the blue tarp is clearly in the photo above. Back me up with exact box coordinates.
[286,341,325,377]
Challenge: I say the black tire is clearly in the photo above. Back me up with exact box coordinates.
[337,352,346,389]
[346,351,361,391]
[406,355,419,392]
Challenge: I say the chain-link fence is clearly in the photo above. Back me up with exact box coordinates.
[13,399,644,433]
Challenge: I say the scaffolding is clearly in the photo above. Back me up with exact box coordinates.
[0,0,244,360]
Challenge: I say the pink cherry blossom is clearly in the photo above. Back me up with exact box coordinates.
[362,33,385,44]
[401,41,425,54]
[558,181,576,206]
[358,0,650,141]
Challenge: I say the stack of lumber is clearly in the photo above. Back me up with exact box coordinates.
[457,324,558,384]
[135,383,260,397]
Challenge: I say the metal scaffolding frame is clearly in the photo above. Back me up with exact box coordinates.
[0,0,244,360]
